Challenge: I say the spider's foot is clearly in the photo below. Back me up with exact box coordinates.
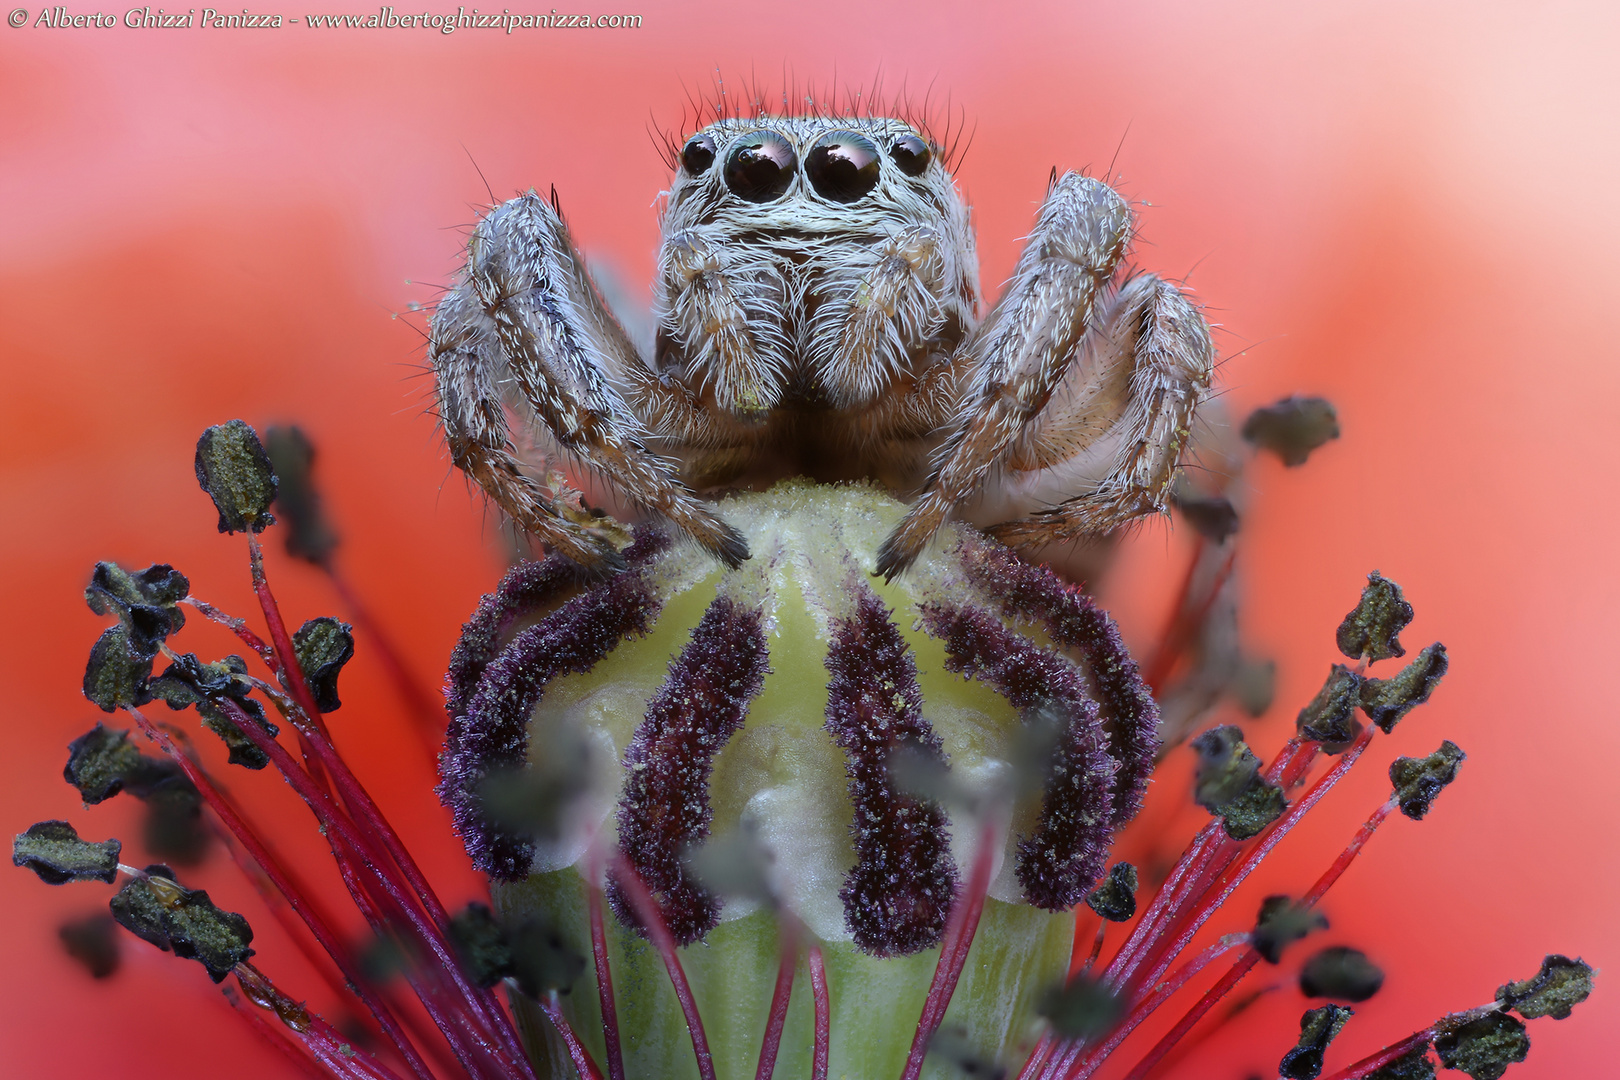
[551,533,630,575]
[686,513,751,569]
[874,528,922,582]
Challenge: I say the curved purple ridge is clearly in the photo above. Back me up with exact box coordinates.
[443,553,592,724]
[824,583,959,956]
[607,595,769,946]
[438,530,669,880]
[918,601,1115,911]
[953,535,1160,828]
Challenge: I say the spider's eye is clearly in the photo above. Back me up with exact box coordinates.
[681,133,717,175]
[723,130,796,203]
[888,133,933,177]
[806,131,881,203]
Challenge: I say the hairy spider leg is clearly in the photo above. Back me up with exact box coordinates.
[877,174,1132,578]
[431,192,749,569]
[988,273,1213,549]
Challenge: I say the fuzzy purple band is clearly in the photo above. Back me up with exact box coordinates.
[824,583,960,956]
[919,600,1115,911]
[438,531,668,879]
[608,595,769,945]
[954,534,1160,827]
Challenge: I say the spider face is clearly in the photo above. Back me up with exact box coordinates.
[429,111,1212,576]
[646,118,979,492]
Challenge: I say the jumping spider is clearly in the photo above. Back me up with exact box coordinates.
[429,113,1213,577]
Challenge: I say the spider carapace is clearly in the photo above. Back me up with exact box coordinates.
[429,114,1212,579]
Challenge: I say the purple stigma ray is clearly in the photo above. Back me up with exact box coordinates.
[824,583,959,956]
[953,534,1160,827]
[439,530,669,879]
[918,601,1116,911]
[443,552,593,724]
[607,595,769,946]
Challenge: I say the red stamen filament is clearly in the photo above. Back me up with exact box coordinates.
[244,537,535,1076]
[217,694,517,1077]
[1114,796,1400,1080]
[1317,1026,1438,1080]
[231,991,336,1080]
[1014,1033,1056,1080]
[754,921,799,1080]
[123,706,439,1080]
[1129,727,1374,1002]
[809,944,830,1080]
[1066,933,1250,1079]
[609,853,717,1080]
[900,815,1000,1080]
[1023,723,1387,1080]
[587,861,626,1080]
[540,990,605,1080]
[235,963,407,1080]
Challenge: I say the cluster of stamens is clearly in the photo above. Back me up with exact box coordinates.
[10,420,1596,1080]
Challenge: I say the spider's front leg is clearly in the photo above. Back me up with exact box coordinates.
[875,174,1132,577]
[980,272,1213,549]
[430,192,749,570]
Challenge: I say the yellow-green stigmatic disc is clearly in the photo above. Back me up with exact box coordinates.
[444,482,1159,1079]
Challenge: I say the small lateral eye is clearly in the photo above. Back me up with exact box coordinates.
[682,133,717,174]
[723,130,797,203]
[806,131,881,203]
[888,133,933,177]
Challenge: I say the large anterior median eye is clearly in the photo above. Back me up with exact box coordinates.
[723,130,796,203]
[806,131,881,203]
[681,133,716,174]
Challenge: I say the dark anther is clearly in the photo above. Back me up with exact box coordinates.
[1297,664,1364,749]
[265,425,339,566]
[1496,955,1595,1020]
[1190,725,1286,840]
[1300,946,1385,1002]
[194,420,278,534]
[1085,862,1139,923]
[681,133,716,175]
[888,132,933,176]
[806,130,881,203]
[1389,740,1466,820]
[1336,571,1412,662]
[1433,1011,1529,1080]
[13,821,122,885]
[1037,974,1124,1041]
[109,864,255,982]
[1280,1004,1354,1080]
[1171,491,1239,543]
[446,901,583,998]
[1241,395,1340,467]
[59,914,121,979]
[291,617,355,713]
[1365,1046,1437,1080]
[723,130,796,203]
[448,902,513,988]
[1253,895,1328,964]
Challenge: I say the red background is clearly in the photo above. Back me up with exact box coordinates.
[2,2,1616,1077]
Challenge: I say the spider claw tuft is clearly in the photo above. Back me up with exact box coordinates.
[873,535,913,582]
[716,525,751,568]
[563,538,629,575]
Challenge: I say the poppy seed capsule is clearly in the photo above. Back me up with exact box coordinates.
[440,481,1159,1079]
